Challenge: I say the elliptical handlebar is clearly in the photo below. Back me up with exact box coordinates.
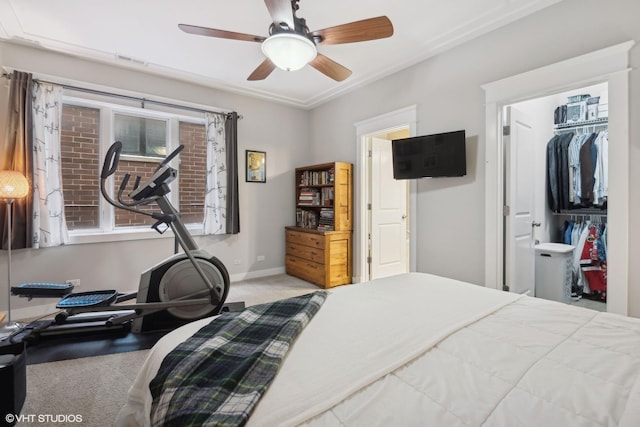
[101,140,122,179]
[100,141,145,209]
[100,141,129,213]
[156,144,184,171]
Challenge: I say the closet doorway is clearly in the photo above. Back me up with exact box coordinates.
[483,41,633,316]
[503,83,609,311]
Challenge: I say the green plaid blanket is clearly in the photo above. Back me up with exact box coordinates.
[149,291,327,427]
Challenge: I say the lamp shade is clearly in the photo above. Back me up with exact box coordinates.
[261,33,317,71]
[0,170,29,199]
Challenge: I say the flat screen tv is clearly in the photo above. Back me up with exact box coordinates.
[392,130,466,179]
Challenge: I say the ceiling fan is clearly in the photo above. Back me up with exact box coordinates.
[178,0,393,82]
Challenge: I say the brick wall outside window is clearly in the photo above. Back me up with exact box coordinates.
[60,105,100,229]
[179,122,206,224]
[60,105,207,231]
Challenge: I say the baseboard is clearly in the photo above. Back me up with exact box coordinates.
[229,267,286,282]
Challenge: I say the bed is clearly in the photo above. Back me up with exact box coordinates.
[115,272,640,426]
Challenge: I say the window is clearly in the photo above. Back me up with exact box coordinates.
[60,96,207,240]
[114,114,167,158]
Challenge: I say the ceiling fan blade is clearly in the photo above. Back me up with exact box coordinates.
[309,54,352,82]
[264,0,295,30]
[311,16,393,45]
[247,59,277,81]
[179,24,265,43]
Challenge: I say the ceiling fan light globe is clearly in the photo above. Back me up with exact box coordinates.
[262,33,317,71]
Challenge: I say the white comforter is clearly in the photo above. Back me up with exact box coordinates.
[115,273,640,427]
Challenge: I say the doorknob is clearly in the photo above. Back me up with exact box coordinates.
[532,221,541,227]
[401,215,407,220]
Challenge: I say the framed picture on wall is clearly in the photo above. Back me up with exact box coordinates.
[246,150,266,183]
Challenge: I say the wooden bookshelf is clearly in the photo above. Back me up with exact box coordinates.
[286,162,352,288]
[293,162,352,232]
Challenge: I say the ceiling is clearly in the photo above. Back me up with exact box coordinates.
[0,0,562,109]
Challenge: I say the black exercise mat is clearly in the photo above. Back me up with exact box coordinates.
[17,301,245,365]
[23,328,167,365]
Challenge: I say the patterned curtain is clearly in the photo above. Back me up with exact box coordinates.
[202,112,240,235]
[0,71,34,250]
[31,81,70,247]
[203,113,228,235]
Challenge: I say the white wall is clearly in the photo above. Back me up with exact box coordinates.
[308,0,640,315]
[0,42,311,317]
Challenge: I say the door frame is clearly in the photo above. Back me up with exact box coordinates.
[482,41,634,315]
[354,105,417,283]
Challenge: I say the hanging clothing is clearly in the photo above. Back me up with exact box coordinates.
[546,129,608,212]
[547,135,560,212]
[565,218,607,300]
[593,131,609,206]
[578,133,597,206]
[547,132,575,212]
[571,221,590,293]
[579,224,607,297]
[563,220,574,245]
[569,133,589,204]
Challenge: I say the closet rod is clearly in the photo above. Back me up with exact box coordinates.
[2,71,242,119]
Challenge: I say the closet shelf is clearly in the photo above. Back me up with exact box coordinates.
[554,117,608,131]
[554,208,607,216]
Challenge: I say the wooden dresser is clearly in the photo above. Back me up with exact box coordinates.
[286,162,352,288]
[285,227,352,288]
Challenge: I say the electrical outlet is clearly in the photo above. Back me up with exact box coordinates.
[66,279,80,288]
[257,255,265,262]
[233,259,241,265]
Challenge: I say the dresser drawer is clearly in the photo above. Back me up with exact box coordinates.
[286,255,325,286]
[286,230,324,249]
[287,242,325,263]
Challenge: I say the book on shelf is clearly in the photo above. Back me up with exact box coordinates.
[317,207,335,231]
[296,208,319,229]
[320,187,334,206]
[298,188,320,206]
[299,169,335,186]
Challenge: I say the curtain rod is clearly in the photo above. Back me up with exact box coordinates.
[2,71,241,119]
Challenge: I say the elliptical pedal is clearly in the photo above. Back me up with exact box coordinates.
[11,282,75,298]
[56,290,119,309]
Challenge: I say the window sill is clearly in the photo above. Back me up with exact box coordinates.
[69,224,204,245]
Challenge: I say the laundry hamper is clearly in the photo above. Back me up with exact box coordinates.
[534,243,575,303]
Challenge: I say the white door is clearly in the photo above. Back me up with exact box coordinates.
[370,137,408,279]
[505,107,538,295]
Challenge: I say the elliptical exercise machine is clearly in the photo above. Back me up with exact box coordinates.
[16,141,232,339]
